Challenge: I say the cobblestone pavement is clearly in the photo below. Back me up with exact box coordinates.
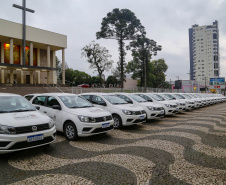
[1,103,226,185]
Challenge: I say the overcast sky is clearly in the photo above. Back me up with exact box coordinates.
[1,0,226,81]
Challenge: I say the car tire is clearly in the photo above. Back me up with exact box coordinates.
[113,114,122,129]
[64,122,78,141]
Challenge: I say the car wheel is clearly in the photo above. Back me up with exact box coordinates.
[64,122,78,141]
[113,115,122,129]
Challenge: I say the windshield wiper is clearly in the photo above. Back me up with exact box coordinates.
[7,109,35,112]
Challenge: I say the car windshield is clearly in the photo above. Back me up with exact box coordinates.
[128,94,147,102]
[147,94,163,101]
[181,94,191,99]
[173,94,185,99]
[103,95,128,105]
[0,96,36,113]
[59,95,94,108]
[153,94,166,101]
[164,94,176,100]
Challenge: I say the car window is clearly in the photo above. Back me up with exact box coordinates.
[59,95,93,108]
[32,96,46,106]
[24,95,34,101]
[81,95,91,101]
[91,95,106,105]
[137,94,153,102]
[117,95,133,103]
[46,97,61,108]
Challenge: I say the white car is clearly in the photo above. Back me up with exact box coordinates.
[0,93,56,154]
[114,93,164,119]
[80,93,146,129]
[26,93,114,141]
[134,93,179,115]
[159,93,187,112]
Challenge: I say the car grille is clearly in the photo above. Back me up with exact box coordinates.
[0,141,11,147]
[133,118,146,123]
[9,137,54,150]
[172,105,178,108]
[154,107,164,111]
[132,110,146,115]
[91,125,114,133]
[15,123,50,134]
[94,116,112,122]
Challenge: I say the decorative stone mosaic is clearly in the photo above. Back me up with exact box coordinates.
[0,103,226,184]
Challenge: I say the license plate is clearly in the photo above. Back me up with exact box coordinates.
[176,107,179,111]
[102,123,110,128]
[27,134,44,142]
[160,110,164,114]
[140,115,145,120]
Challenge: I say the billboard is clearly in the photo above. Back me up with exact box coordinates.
[209,78,225,85]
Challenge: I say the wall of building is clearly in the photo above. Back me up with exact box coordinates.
[0,18,67,49]
[189,21,219,85]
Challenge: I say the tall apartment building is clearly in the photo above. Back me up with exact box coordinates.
[189,20,219,85]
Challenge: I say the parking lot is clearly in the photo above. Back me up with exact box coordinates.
[0,102,226,185]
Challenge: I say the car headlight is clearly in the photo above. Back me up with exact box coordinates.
[122,109,132,115]
[147,106,154,111]
[0,124,16,134]
[78,115,96,123]
[165,104,170,107]
[48,119,55,129]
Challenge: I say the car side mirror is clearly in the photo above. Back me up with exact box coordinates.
[35,106,40,110]
[52,105,61,110]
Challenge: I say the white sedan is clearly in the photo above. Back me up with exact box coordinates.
[0,93,56,154]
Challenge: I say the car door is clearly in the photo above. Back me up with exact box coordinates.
[44,96,63,131]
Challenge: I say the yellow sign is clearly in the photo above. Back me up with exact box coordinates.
[194,87,196,89]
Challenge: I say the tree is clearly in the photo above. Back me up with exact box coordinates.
[151,59,168,88]
[127,34,162,91]
[106,75,118,87]
[127,58,168,88]
[81,41,113,86]
[96,8,145,89]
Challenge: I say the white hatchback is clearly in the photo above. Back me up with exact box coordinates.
[0,93,56,154]
[80,93,146,129]
[26,93,114,140]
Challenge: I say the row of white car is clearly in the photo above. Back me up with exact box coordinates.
[0,92,225,154]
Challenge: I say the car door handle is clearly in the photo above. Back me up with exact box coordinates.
[44,111,47,113]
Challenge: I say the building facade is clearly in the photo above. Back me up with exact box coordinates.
[0,18,67,85]
[189,20,219,85]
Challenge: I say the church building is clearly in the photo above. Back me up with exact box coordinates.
[0,18,67,85]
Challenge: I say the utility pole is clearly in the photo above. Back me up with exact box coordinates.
[13,0,35,66]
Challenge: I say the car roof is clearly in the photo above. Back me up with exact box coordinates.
[25,93,79,97]
[0,93,21,96]
[80,93,111,96]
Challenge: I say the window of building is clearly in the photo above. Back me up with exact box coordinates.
[213,33,217,39]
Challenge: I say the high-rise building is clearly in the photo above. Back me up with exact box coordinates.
[189,20,219,85]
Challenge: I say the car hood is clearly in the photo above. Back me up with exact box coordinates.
[66,107,111,117]
[0,111,51,127]
[113,104,143,111]
[139,102,163,107]
[155,100,177,105]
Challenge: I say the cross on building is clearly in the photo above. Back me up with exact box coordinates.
[13,0,35,65]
